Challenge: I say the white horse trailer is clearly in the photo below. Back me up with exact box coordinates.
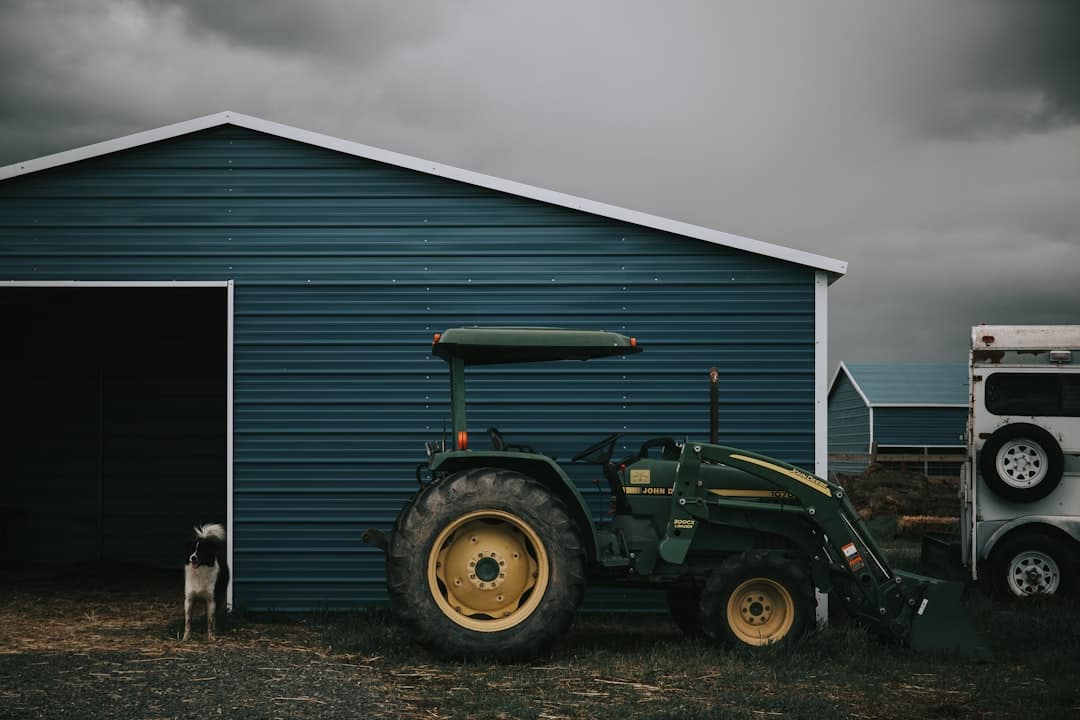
[966,325,1080,597]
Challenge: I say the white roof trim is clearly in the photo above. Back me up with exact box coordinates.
[2,280,230,287]
[872,403,967,408]
[827,363,845,398]
[875,444,966,449]
[0,111,847,278]
[829,362,873,408]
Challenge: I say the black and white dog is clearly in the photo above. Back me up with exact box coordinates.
[183,523,229,641]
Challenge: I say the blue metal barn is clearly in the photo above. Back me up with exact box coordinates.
[0,112,845,611]
[827,363,968,478]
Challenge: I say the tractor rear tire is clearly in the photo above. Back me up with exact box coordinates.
[700,551,814,648]
[387,467,586,660]
[666,586,703,636]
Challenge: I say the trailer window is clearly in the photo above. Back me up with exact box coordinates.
[986,373,1080,416]
[1065,376,1080,414]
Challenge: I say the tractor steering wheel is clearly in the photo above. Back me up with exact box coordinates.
[488,427,507,451]
[571,433,623,464]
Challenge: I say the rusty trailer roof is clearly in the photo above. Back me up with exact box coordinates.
[972,325,1080,351]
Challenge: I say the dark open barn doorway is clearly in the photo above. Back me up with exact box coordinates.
[0,286,228,569]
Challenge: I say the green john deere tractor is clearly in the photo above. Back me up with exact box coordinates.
[364,327,979,659]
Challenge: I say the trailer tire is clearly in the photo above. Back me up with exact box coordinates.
[665,586,703,636]
[989,529,1074,599]
[387,467,586,660]
[700,551,814,647]
[980,424,1064,503]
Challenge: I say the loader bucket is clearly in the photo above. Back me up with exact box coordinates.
[900,572,984,658]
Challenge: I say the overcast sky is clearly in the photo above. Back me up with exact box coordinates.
[2,0,1078,368]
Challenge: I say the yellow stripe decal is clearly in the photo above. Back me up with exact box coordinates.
[728,454,832,497]
[708,488,794,499]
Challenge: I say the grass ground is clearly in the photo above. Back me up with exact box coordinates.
[1,521,1077,719]
[314,601,1079,720]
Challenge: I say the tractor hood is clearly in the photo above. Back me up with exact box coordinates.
[432,327,642,365]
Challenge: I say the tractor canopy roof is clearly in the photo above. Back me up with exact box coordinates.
[432,327,642,365]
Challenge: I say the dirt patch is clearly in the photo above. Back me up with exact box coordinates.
[837,467,960,519]
[2,566,1077,720]
[0,567,321,656]
[895,515,958,538]
[0,568,392,719]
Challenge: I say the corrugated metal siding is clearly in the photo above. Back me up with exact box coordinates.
[0,125,817,610]
[874,407,967,447]
[827,372,870,477]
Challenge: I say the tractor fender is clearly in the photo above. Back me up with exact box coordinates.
[430,451,600,561]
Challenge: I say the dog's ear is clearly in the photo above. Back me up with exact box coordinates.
[185,540,197,556]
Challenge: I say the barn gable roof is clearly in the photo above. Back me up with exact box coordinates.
[0,111,846,279]
[830,362,968,407]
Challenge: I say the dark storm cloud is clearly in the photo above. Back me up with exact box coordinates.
[922,1,1080,139]
[827,217,1080,363]
[144,0,453,61]
[0,3,116,157]
[0,0,465,163]
[0,1,1077,365]
[0,1,198,159]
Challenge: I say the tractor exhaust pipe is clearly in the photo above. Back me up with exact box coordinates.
[709,367,719,444]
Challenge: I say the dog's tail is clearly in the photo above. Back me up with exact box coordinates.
[194,523,226,541]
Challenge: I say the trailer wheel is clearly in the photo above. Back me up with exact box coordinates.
[980,424,1064,503]
[387,467,586,659]
[989,530,1074,598]
[700,551,813,647]
[665,587,703,636]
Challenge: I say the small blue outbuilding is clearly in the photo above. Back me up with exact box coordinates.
[827,363,968,478]
[0,112,846,610]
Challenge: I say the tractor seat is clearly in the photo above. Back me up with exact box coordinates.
[487,427,540,455]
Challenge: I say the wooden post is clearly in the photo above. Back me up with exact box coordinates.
[709,367,719,444]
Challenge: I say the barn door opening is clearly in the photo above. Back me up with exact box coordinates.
[0,285,229,569]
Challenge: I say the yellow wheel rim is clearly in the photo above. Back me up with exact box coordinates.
[725,578,795,646]
[427,509,549,632]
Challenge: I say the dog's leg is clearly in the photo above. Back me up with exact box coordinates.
[207,597,216,640]
[183,595,193,641]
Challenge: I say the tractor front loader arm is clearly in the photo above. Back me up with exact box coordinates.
[665,443,981,656]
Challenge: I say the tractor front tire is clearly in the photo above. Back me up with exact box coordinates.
[700,551,813,648]
[387,467,586,660]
